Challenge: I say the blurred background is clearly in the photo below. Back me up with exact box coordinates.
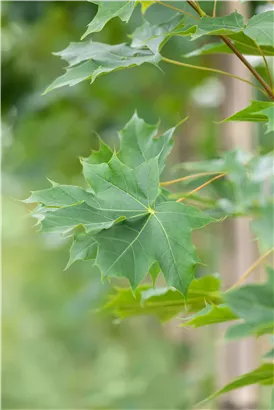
[2,1,273,409]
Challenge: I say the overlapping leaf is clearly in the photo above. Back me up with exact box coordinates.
[82,0,159,40]
[180,304,237,328]
[219,100,274,135]
[103,274,223,321]
[26,115,216,295]
[45,41,161,93]
[225,267,274,339]
[82,1,135,39]
[198,363,274,406]
[118,112,177,172]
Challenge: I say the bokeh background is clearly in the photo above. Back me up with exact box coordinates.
[2,1,272,409]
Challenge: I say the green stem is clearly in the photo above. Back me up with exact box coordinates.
[213,0,217,17]
[227,248,274,291]
[162,57,267,96]
[186,1,274,100]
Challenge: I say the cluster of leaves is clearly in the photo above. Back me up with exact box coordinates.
[26,113,216,296]
[27,1,274,406]
[45,1,274,133]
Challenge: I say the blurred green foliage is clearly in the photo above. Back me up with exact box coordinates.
[2,1,271,408]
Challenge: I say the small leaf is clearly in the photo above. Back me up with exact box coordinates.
[66,232,97,269]
[103,274,223,321]
[225,266,274,337]
[82,1,135,39]
[219,100,274,135]
[198,363,274,406]
[180,304,237,328]
[45,41,161,93]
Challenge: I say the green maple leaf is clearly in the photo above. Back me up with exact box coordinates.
[45,41,161,93]
[26,128,215,294]
[117,112,178,172]
[81,155,215,294]
[82,1,135,39]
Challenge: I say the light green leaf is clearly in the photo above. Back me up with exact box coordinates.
[118,112,176,172]
[198,363,274,406]
[131,15,184,53]
[225,267,274,337]
[251,203,274,251]
[149,262,161,286]
[45,41,161,93]
[181,304,237,328]
[84,137,113,165]
[219,100,274,135]
[244,11,274,47]
[103,274,223,321]
[66,232,97,269]
[82,1,135,39]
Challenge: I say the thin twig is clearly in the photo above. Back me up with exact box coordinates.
[155,1,198,19]
[227,248,274,291]
[213,0,217,17]
[162,57,267,96]
[254,42,273,90]
[186,0,274,100]
[160,172,223,187]
[176,173,226,202]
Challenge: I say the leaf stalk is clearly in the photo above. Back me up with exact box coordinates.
[186,1,274,100]
[162,57,266,96]
[227,248,274,291]
[176,173,226,202]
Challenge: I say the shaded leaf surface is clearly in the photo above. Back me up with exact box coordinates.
[45,41,161,93]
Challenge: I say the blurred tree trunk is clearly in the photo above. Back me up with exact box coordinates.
[218,2,259,409]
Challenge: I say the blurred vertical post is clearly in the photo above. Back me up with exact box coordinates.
[218,1,258,409]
